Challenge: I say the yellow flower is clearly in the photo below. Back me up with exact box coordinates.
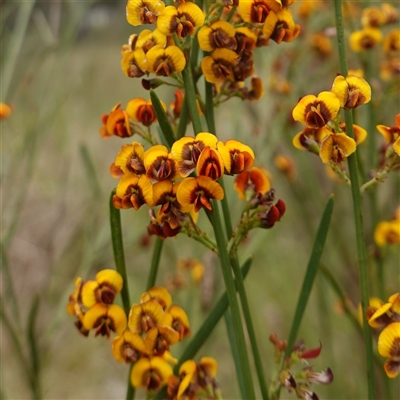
[131,356,173,390]
[83,303,127,338]
[126,0,166,26]
[310,33,332,58]
[171,132,218,177]
[235,27,258,52]
[176,360,197,399]
[114,173,154,210]
[126,98,164,126]
[144,326,180,356]
[112,330,147,363]
[136,29,167,53]
[177,176,224,212]
[262,9,301,44]
[198,20,237,51]
[201,48,238,84]
[217,139,255,175]
[153,180,191,228]
[383,29,400,57]
[361,7,385,28]
[0,103,12,120]
[378,322,400,378]
[374,220,400,246]
[196,146,225,180]
[121,48,147,77]
[358,297,384,327]
[292,92,341,128]
[319,133,357,164]
[113,142,146,176]
[381,3,399,25]
[141,286,172,310]
[331,75,371,109]
[67,277,89,337]
[234,167,270,200]
[339,123,368,145]
[128,299,164,334]
[144,145,180,182]
[376,114,400,156]
[81,269,123,309]
[238,0,282,24]
[157,3,205,38]
[168,305,191,340]
[146,45,186,76]
[349,27,383,52]
[102,104,133,138]
[292,126,331,153]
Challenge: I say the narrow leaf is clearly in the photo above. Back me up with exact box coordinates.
[109,190,131,316]
[150,89,175,149]
[285,195,334,357]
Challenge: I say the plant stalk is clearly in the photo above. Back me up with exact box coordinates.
[333,1,376,398]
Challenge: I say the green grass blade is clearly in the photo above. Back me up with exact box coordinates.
[146,237,163,291]
[223,309,247,398]
[285,195,334,357]
[27,295,41,400]
[109,190,131,316]
[150,89,175,148]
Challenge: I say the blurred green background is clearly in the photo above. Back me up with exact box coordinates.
[1,1,399,399]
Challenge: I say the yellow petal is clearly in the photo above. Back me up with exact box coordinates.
[81,280,99,309]
[141,286,172,310]
[199,357,218,377]
[131,357,151,388]
[96,269,123,293]
[196,146,225,180]
[378,322,400,358]
[83,303,108,331]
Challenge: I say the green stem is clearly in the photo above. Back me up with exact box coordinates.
[223,309,247,398]
[205,80,267,398]
[205,81,216,135]
[207,204,256,399]
[27,296,41,400]
[333,1,376,398]
[182,56,202,134]
[109,191,135,400]
[230,254,270,400]
[109,191,131,316]
[146,237,163,290]
[126,363,135,400]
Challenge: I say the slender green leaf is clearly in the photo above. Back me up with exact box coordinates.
[146,237,163,291]
[285,195,334,357]
[27,295,41,400]
[224,310,247,399]
[109,190,131,316]
[150,89,175,148]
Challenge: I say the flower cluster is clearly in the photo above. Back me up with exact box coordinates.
[67,269,126,337]
[348,3,399,81]
[292,74,371,181]
[120,0,300,102]
[374,206,400,246]
[67,275,225,395]
[367,292,400,378]
[109,129,276,239]
[269,334,333,400]
[167,358,221,400]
